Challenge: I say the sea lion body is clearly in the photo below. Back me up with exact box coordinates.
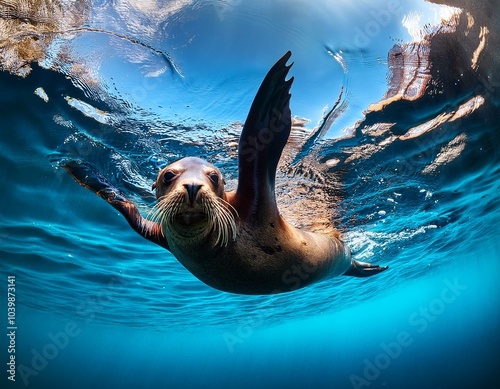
[64,51,387,295]
[186,215,352,294]
[156,162,352,294]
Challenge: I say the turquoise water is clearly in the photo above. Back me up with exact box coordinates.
[1,0,499,388]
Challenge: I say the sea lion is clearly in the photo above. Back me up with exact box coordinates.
[64,51,388,295]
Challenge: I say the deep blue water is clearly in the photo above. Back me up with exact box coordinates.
[1,0,499,388]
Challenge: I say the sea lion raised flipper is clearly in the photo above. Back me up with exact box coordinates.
[235,51,293,222]
[63,160,168,249]
[232,51,387,281]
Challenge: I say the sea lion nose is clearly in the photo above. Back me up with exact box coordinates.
[183,183,202,204]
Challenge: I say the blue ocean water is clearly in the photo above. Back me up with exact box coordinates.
[1,0,499,388]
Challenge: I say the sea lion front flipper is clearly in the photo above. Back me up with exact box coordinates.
[343,260,389,278]
[62,160,168,250]
[235,51,294,221]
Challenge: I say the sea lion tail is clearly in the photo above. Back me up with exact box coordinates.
[343,259,389,277]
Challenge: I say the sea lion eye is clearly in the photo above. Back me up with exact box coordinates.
[163,171,177,183]
[208,172,219,185]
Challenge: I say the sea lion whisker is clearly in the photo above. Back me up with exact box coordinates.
[147,204,164,225]
[144,200,167,233]
[213,200,226,246]
[165,195,184,225]
[208,197,236,247]
[203,196,221,246]
[202,199,213,226]
[147,195,169,218]
[216,197,238,240]
[147,197,170,224]
[217,197,239,219]
[148,193,183,226]
[218,200,237,241]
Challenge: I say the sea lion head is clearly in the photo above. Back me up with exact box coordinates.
[150,157,237,247]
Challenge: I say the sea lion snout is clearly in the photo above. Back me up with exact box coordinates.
[183,182,203,204]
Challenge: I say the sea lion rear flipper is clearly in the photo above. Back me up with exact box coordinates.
[343,259,389,278]
[62,160,168,250]
[235,51,294,220]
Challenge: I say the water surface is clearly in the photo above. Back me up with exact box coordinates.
[1,0,499,388]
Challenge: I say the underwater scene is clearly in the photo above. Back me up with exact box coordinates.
[1,0,499,388]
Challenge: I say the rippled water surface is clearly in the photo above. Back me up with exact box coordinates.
[1,1,499,388]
